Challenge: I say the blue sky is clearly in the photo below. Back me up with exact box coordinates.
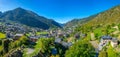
[0,0,120,23]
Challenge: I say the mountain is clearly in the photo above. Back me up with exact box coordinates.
[65,5,120,27]
[0,11,2,17]
[0,7,62,29]
[83,5,120,27]
[65,14,97,27]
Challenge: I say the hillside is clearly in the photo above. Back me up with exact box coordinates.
[65,14,97,27]
[0,8,62,29]
[65,5,120,28]
[0,11,2,17]
[83,5,120,27]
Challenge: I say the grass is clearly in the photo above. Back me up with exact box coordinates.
[108,28,116,33]
[26,32,48,36]
[26,33,31,36]
[93,28,103,37]
[0,33,6,39]
[36,32,48,35]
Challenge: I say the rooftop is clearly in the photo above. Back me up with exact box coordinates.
[101,35,112,40]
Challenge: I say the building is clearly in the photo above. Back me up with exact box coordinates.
[55,38,62,43]
[29,36,39,42]
[99,35,118,50]
[111,38,118,47]
[74,33,80,39]
[14,34,24,40]
[101,35,112,42]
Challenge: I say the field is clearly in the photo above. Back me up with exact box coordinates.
[0,33,6,39]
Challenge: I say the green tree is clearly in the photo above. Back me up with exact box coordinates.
[30,38,54,57]
[118,24,120,30]
[98,51,107,57]
[107,46,117,57]
[65,39,95,57]
[2,39,10,53]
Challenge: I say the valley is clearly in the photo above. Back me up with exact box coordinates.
[0,4,120,57]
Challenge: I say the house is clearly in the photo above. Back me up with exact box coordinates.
[61,42,72,48]
[64,33,70,38]
[100,35,112,46]
[55,38,63,43]
[99,35,118,51]
[74,33,80,39]
[6,32,14,38]
[29,36,39,42]
[67,42,72,47]
[101,35,112,42]
[14,34,24,40]
[57,32,64,38]
[111,38,118,47]
[61,41,68,47]
[80,33,87,38]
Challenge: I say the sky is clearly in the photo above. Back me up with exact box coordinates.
[0,0,120,23]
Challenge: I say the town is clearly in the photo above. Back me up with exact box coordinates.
[1,0,120,57]
[0,21,120,57]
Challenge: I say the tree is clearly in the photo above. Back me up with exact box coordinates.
[98,51,107,57]
[36,38,54,53]
[0,40,2,45]
[65,39,95,57]
[2,39,10,53]
[107,46,117,57]
[118,24,120,30]
[30,38,54,57]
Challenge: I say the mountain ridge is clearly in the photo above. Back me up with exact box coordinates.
[0,7,62,29]
[65,14,98,27]
[65,5,120,27]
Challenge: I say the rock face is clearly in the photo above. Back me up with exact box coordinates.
[0,7,62,29]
